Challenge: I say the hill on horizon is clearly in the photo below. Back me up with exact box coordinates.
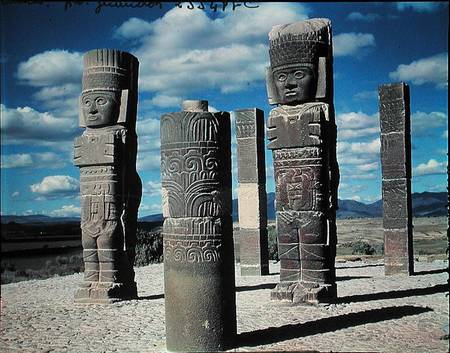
[2,191,446,224]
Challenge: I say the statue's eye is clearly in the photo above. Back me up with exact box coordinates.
[294,71,305,79]
[84,99,91,106]
[277,73,287,82]
[96,97,107,105]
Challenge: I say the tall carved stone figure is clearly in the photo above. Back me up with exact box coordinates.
[161,100,236,351]
[266,19,339,304]
[74,49,141,303]
[379,82,413,275]
[235,108,269,276]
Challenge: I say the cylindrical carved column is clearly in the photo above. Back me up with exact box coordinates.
[74,49,141,304]
[160,100,236,351]
[265,19,339,304]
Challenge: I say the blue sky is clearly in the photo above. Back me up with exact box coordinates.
[1,2,448,217]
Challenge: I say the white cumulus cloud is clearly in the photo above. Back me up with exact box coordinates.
[147,94,182,108]
[114,3,309,97]
[333,32,376,57]
[30,175,79,199]
[337,112,380,140]
[137,153,161,171]
[396,2,447,13]
[144,181,162,196]
[0,104,78,147]
[414,159,447,176]
[1,154,33,168]
[1,152,67,169]
[50,204,81,217]
[139,203,162,215]
[347,12,381,22]
[411,111,448,136]
[114,17,154,39]
[17,50,83,87]
[389,53,448,88]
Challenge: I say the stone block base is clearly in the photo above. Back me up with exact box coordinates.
[241,263,269,276]
[270,282,336,305]
[74,282,137,304]
[239,228,269,276]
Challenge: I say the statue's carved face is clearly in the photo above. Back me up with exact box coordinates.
[273,65,316,104]
[81,91,120,127]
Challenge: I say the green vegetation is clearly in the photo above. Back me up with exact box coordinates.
[1,255,84,284]
[267,224,278,261]
[134,228,163,266]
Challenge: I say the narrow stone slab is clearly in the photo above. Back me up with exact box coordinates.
[235,108,269,277]
[379,82,413,276]
[239,228,269,276]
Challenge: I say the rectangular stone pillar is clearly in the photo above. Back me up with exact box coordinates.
[379,82,413,276]
[160,100,236,352]
[235,108,269,276]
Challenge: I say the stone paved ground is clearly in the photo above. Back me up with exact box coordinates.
[1,259,448,353]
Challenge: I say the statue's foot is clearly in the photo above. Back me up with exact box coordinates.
[271,282,336,305]
[74,281,137,304]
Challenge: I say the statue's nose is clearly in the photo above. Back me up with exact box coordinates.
[285,74,297,88]
[89,102,98,114]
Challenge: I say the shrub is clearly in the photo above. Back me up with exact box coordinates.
[134,228,163,267]
[267,225,278,261]
[351,240,375,255]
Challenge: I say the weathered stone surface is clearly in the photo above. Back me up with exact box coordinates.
[239,228,269,276]
[380,133,408,179]
[235,108,266,184]
[73,49,141,303]
[237,184,267,229]
[235,108,269,277]
[161,101,236,351]
[160,109,232,218]
[273,146,325,212]
[266,18,339,304]
[382,179,409,229]
[379,82,413,276]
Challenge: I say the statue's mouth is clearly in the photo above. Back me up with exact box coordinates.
[88,114,100,121]
[285,91,297,97]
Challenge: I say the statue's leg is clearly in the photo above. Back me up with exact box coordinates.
[97,232,119,285]
[81,233,99,286]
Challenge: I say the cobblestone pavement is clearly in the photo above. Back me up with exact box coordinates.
[1,259,448,352]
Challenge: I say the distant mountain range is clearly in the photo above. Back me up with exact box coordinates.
[2,192,446,224]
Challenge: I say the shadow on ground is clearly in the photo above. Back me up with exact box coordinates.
[336,275,372,281]
[137,294,164,300]
[236,283,278,292]
[413,268,448,276]
[237,305,432,347]
[337,283,448,303]
[337,263,383,269]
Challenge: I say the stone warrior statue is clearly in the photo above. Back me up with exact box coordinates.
[74,49,141,303]
[266,19,339,304]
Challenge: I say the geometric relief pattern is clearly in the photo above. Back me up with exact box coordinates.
[277,211,329,283]
[161,111,231,218]
[162,217,228,263]
[267,103,325,150]
[77,136,123,239]
[273,147,325,211]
